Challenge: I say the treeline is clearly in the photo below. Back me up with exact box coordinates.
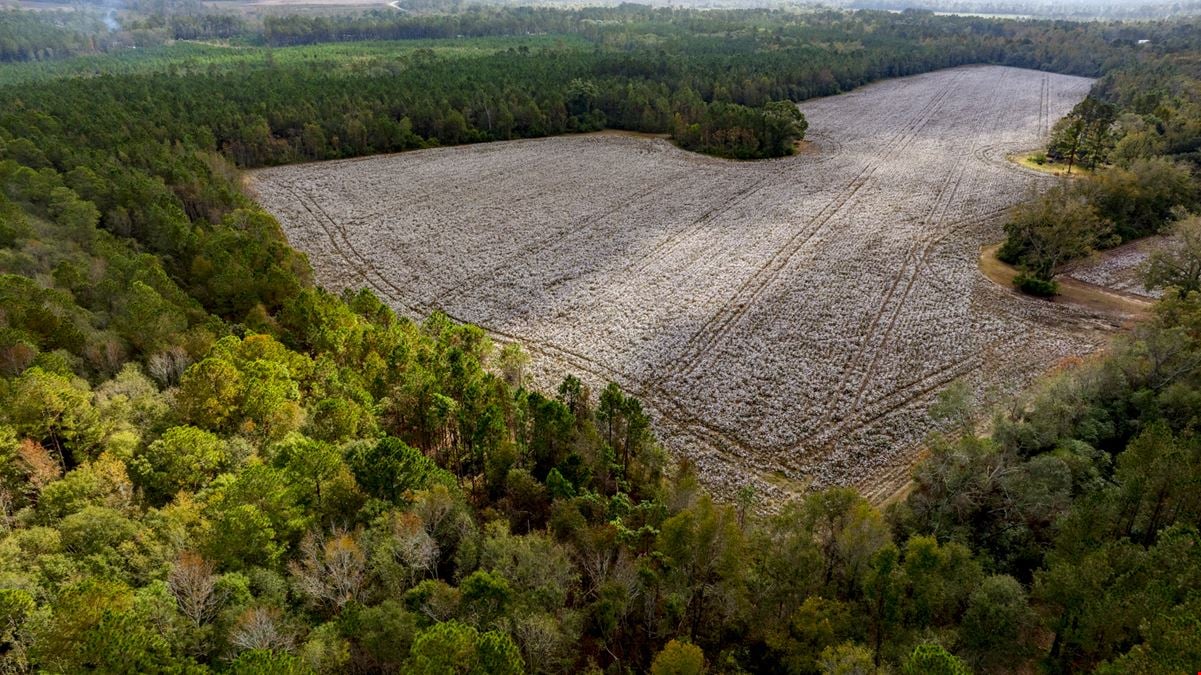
[1001,54,1201,293]
[0,3,242,63]
[247,5,1179,83]
[260,7,584,46]
[7,7,1201,161]
[0,10,118,62]
[142,12,249,42]
[4,9,1190,164]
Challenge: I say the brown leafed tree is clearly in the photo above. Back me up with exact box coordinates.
[230,607,294,653]
[289,529,367,612]
[168,551,220,626]
[17,440,61,496]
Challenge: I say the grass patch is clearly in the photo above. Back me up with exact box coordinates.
[1009,151,1094,177]
[980,242,1151,319]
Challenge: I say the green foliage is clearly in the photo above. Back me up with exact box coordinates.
[1013,271,1059,296]
[900,536,982,628]
[228,650,311,674]
[26,578,200,673]
[673,100,808,159]
[960,575,1035,670]
[1144,215,1201,295]
[650,639,705,675]
[130,425,227,503]
[1,366,101,465]
[477,521,576,613]
[902,643,971,675]
[175,335,309,442]
[1048,96,1117,172]
[341,600,419,670]
[0,5,1199,674]
[656,495,744,642]
[407,620,524,675]
[0,588,34,647]
[346,437,457,503]
[1087,157,1197,240]
[818,642,876,675]
[1002,183,1108,282]
[1096,596,1201,674]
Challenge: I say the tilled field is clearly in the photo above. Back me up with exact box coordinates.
[1065,236,1172,300]
[252,65,1109,502]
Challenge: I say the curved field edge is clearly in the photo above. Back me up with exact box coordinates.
[250,65,1107,504]
[978,242,1153,322]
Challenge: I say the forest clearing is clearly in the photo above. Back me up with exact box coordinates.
[252,65,1101,502]
[1063,235,1173,300]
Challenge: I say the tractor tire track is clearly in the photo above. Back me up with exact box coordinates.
[431,168,691,307]
[295,184,772,482]
[796,335,1006,453]
[668,72,966,384]
[615,77,958,291]
[805,69,1009,439]
[812,155,966,432]
[1040,72,1051,138]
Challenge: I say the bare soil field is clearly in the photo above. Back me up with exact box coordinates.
[1064,236,1173,300]
[252,65,1108,503]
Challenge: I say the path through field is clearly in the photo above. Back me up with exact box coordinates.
[252,65,1109,502]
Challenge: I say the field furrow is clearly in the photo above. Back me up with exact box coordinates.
[252,65,1104,501]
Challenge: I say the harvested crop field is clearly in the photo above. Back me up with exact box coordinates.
[252,65,1110,502]
[1065,236,1173,300]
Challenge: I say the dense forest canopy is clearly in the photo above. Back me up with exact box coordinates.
[1,3,1201,673]
[0,7,1190,164]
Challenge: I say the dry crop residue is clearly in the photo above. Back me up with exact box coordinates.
[1064,236,1174,300]
[252,65,1107,504]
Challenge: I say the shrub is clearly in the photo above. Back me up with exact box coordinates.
[1014,272,1058,297]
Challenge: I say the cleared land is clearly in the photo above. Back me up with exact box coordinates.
[252,65,1106,502]
[1064,236,1173,300]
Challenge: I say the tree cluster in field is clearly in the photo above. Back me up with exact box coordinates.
[672,100,809,160]
[1000,71,1201,294]
[1047,97,1117,174]
[0,6,1200,674]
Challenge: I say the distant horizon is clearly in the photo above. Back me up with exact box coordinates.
[10,0,1201,20]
